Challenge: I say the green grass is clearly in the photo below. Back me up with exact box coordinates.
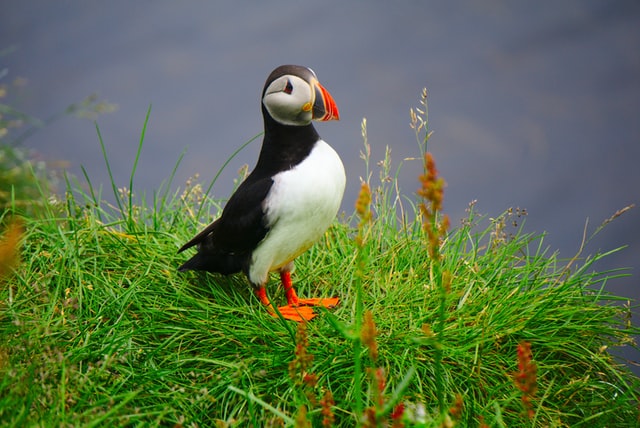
[1,100,639,427]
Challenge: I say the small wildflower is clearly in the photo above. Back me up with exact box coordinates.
[478,415,489,428]
[289,323,314,385]
[441,270,452,294]
[302,372,318,388]
[355,182,372,277]
[417,153,449,260]
[514,341,537,419]
[421,323,434,338]
[418,153,446,212]
[294,405,311,428]
[362,367,387,427]
[361,310,378,362]
[320,389,335,427]
[0,218,24,280]
[448,394,464,420]
[289,323,318,405]
[391,403,406,428]
[362,407,377,427]
[355,182,372,234]
[371,367,386,407]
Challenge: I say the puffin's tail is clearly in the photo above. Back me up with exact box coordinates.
[178,250,245,275]
[177,253,205,272]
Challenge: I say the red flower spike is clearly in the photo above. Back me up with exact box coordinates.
[320,389,335,427]
[514,341,538,419]
[361,310,379,362]
[391,403,406,428]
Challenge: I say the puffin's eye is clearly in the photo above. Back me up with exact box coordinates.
[284,79,293,94]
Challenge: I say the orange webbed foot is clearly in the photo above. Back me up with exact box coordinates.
[256,286,319,322]
[255,273,340,322]
[273,297,340,322]
[281,271,339,310]
[274,305,317,322]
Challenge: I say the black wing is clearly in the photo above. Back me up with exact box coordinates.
[177,176,274,273]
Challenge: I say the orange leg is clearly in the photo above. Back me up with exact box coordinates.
[281,271,340,309]
[255,285,316,322]
[254,272,339,322]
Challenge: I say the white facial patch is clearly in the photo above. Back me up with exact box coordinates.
[262,75,314,126]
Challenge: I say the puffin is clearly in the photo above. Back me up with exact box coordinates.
[178,65,345,322]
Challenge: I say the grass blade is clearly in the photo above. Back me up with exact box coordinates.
[95,121,124,217]
[127,105,151,228]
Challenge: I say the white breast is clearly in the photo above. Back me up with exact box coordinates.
[248,140,346,285]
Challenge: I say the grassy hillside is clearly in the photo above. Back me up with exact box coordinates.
[1,104,639,427]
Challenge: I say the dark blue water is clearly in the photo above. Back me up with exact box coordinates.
[3,1,639,372]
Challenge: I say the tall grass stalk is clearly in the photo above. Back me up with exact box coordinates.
[126,106,151,229]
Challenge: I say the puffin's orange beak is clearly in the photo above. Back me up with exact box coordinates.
[312,81,339,121]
